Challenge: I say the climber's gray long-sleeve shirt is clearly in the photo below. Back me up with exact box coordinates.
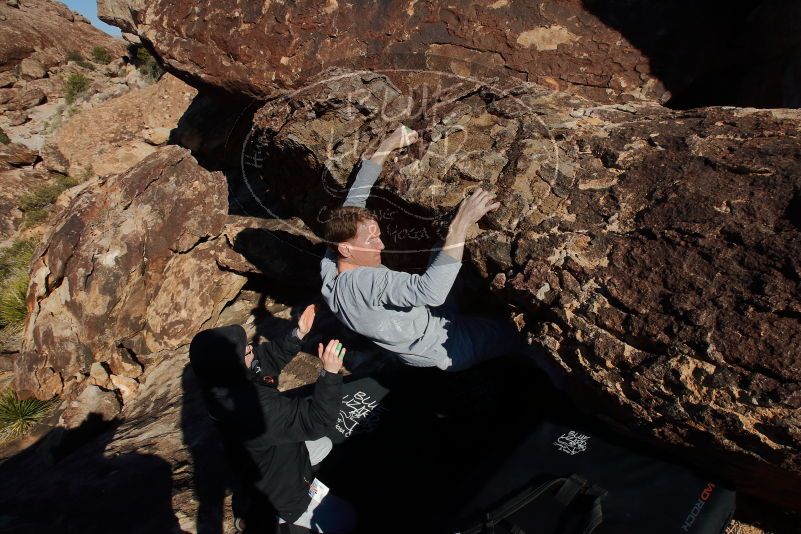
[320,159,462,369]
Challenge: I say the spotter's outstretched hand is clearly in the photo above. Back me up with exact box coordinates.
[318,338,345,374]
[296,304,316,339]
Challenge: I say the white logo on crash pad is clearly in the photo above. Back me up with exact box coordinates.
[336,391,387,438]
[554,431,590,455]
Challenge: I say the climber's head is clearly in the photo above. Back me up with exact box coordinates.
[324,206,384,268]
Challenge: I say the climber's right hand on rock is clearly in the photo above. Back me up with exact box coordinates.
[453,187,501,229]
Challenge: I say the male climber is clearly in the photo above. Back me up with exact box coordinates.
[320,126,526,372]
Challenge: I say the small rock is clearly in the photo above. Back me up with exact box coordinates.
[8,87,46,110]
[6,0,19,7]
[19,59,46,80]
[40,143,69,174]
[7,110,28,126]
[124,69,147,90]
[143,127,171,146]
[177,514,196,533]
[47,7,73,22]
[122,32,142,45]
[0,15,6,21]
[0,71,16,88]
[109,374,139,403]
[103,64,120,78]
[109,347,143,379]
[0,88,15,104]
[30,48,63,72]
[89,362,111,388]
[0,142,37,166]
[74,13,89,24]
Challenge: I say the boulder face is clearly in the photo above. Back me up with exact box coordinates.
[13,146,247,402]
[100,0,801,107]
[236,70,801,506]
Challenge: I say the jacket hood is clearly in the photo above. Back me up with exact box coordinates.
[189,324,248,387]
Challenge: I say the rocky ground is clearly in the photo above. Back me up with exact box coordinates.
[0,0,799,532]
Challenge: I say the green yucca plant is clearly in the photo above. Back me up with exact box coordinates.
[0,239,35,332]
[0,388,57,441]
[0,270,29,329]
[18,176,79,229]
[0,239,35,280]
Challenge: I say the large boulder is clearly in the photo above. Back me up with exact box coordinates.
[5,86,45,111]
[0,143,39,170]
[237,70,801,508]
[13,146,246,402]
[28,47,63,73]
[70,0,801,515]
[6,110,28,126]
[96,0,145,34]
[100,0,801,107]
[38,143,68,175]
[0,141,37,167]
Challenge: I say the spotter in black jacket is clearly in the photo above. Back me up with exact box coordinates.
[189,324,343,524]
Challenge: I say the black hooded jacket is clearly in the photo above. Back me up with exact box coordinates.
[189,324,343,523]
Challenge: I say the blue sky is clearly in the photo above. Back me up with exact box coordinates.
[62,0,122,37]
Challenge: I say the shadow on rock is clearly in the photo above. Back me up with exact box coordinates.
[0,412,181,533]
[581,0,801,108]
[231,225,325,300]
[181,353,281,534]
[181,363,237,534]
